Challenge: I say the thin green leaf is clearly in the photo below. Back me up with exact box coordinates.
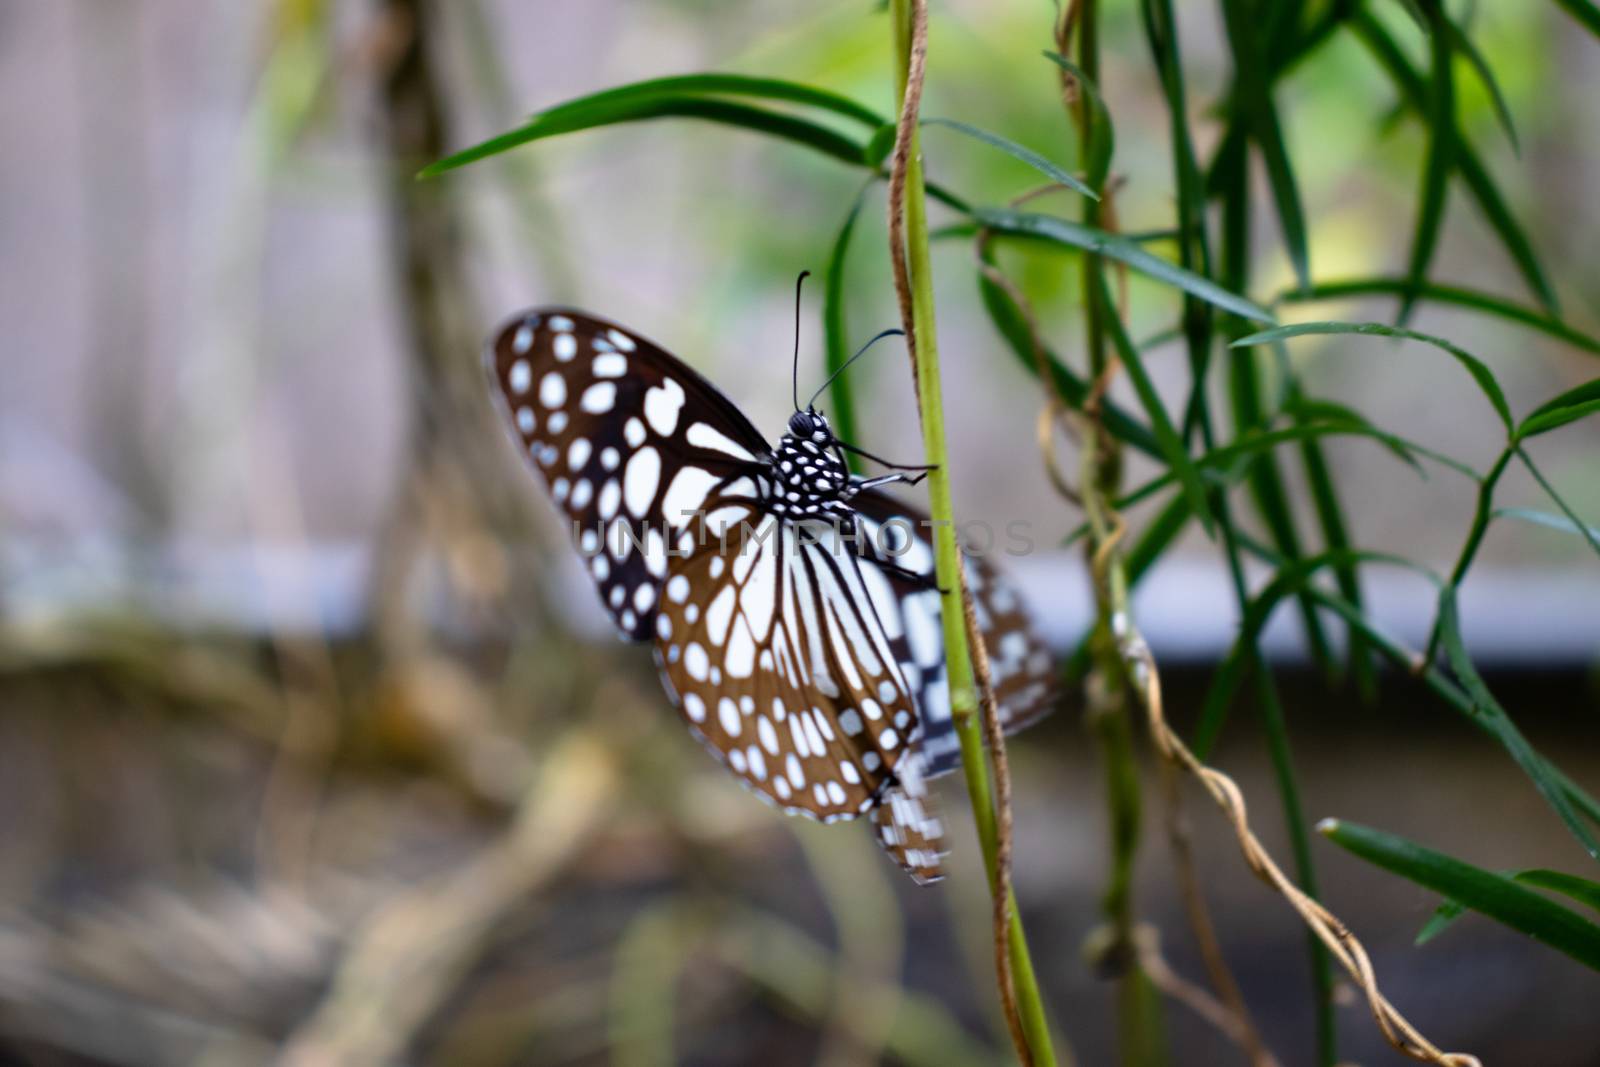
[1442,17,1519,153]
[1039,53,1115,192]
[1517,378,1600,439]
[1495,506,1600,545]
[1552,0,1600,37]
[1233,321,1514,433]
[1280,278,1600,356]
[524,72,885,128]
[1420,868,1600,944]
[975,208,1274,324]
[922,117,1097,201]
[974,250,1164,459]
[1522,377,1600,426]
[1093,271,1215,536]
[823,187,870,470]
[1321,820,1600,972]
[1437,589,1600,860]
[1193,550,1419,758]
[1253,99,1312,293]
[1290,386,1376,699]
[1352,12,1560,315]
[1400,3,1456,326]
[1516,446,1600,561]
[422,96,869,177]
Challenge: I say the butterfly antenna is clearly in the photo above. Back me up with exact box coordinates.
[792,270,811,412]
[807,327,905,409]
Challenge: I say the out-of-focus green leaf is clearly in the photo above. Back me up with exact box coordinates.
[1281,278,1600,356]
[1193,550,1416,757]
[976,209,1274,323]
[1552,0,1600,37]
[974,250,1162,459]
[1093,271,1215,536]
[1039,53,1114,192]
[1351,13,1561,315]
[1517,379,1600,439]
[1400,2,1456,326]
[923,117,1097,201]
[1419,868,1600,944]
[1233,322,1514,433]
[1515,447,1600,561]
[1322,820,1600,971]
[1495,506,1600,545]
[423,93,872,177]
[823,187,870,469]
[1442,17,1519,153]
[524,72,885,128]
[1436,590,1600,860]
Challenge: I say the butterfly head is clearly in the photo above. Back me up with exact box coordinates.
[787,407,835,445]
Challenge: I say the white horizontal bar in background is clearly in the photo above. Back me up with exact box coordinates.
[3,539,1597,665]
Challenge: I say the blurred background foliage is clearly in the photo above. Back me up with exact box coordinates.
[1,0,1598,1065]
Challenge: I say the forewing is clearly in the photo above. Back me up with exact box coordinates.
[852,490,1060,778]
[485,309,771,640]
[652,508,922,822]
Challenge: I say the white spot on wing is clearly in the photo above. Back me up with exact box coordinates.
[624,446,660,517]
[554,334,577,361]
[686,421,755,459]
[580,383,617,414]
[593,353,628,378]
[539,372,566,409]
[643,378,685,436]
[509,360,532,394]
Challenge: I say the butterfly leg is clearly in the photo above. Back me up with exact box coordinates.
[835,440,938,472]
[847,471,926,494]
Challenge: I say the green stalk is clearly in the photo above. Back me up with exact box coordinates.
[889,3,1058,1064]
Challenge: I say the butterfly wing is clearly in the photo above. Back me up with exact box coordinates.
[485,309,772,640]
[852,488,1060,776]
[847,489,1060,884]
[651,508,922,822]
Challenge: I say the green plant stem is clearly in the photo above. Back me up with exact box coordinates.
[889,3,1057,1064]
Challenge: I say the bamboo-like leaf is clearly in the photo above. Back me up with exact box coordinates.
[1495,506,1600,545]
[1093,271,1215,535]
[1399,3,1456,326]
[1321,820,1600,972]
[1552,0,1600,36]
[974,252,1163,459]
[1351,12,1560,315]
[1233,321,1514,433]
[1039,53,1114,192]
[1419,868,1600,944]
[1253,99,1312,293]
[1193,550,1418,757]
[923,117,1097,200]
[976,208,1274,323]
[1517,378,1600,439]
[1515,446,1600,561]
[523,72,885,128]
[1280,278,1600,356]
[422,95,870,177]
[823,187,870,469]
[1442,17,1520,153]
[1436,589,1600,860]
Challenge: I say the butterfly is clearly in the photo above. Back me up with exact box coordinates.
[483,301,1058,883]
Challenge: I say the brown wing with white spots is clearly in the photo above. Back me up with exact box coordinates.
[485,309,771,640]
[651,509,922,822]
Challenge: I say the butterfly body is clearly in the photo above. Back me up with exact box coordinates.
[484,307,1058,884]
